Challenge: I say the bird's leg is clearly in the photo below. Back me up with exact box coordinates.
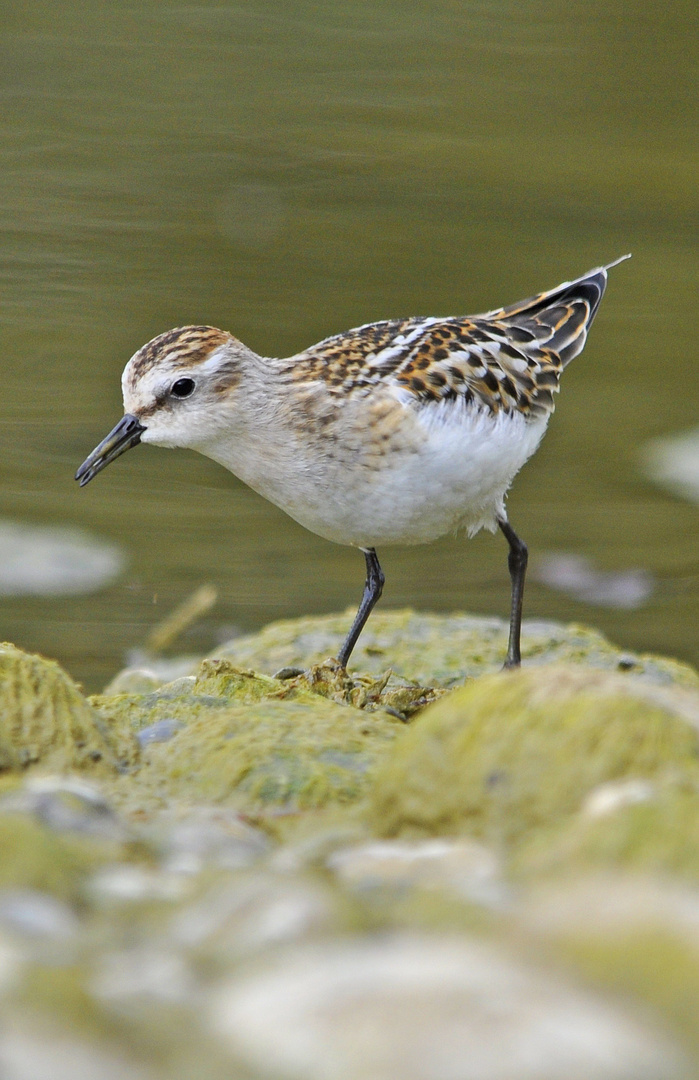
[498,518,528,669]
[337,548,385,669]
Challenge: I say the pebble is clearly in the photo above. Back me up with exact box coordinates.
[151,807,270,875]
[0,889,79,941]
[0,1021,155,1080]
[0,776,129,844]
[89,864,189,904]
[583,779,656,819]
[210,933,684,1080]
[327,838,506,907]
[91,947,195,1005]
[136,719,184,747]
[172,872,337,957]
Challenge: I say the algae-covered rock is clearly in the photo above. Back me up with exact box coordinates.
[522,875,699,1056]
[0,643,139,775]
[94,660,405,814]
[211,609,699,687]
[0,814,120,904]
[125,697,402,811]
[365,665,699,879]
[210,934,686,1080]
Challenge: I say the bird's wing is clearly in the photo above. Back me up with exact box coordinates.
[293,261,625,419]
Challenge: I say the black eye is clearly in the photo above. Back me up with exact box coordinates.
[171,377,195,399]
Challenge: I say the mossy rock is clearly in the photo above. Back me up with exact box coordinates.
[211,609,699,687]
[519,782,699,880]
[139,697,402,810]
[0,813,120,903]
[522,876,699,1055]
[95,661,405,813]
[365,665,699,878]
[0,643,139,775]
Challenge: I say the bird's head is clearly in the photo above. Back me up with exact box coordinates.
[75,325,250,485]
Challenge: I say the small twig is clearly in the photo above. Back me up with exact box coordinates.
[145,584,218,654]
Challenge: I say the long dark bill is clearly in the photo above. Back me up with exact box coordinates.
[75,414,146,487]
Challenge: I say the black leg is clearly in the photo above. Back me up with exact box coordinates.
[337,548,385,669]
[498,518,528,669]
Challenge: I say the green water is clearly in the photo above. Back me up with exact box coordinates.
[1,0,697,689]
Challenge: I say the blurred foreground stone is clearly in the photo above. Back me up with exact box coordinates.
[0,615,697,1078]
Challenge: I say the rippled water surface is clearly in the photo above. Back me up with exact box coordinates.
[1,0,697,689]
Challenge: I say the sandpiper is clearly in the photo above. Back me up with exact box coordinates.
[76,256,629,669]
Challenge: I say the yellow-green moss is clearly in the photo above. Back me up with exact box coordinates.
[558,928,699,1051]
[0,814,120,903]
[365,666,699,866]
[0,643,139,775]
[211,609,699,687]
[518,784,699,879]
[92,659,319,733]
[127,695,403,811]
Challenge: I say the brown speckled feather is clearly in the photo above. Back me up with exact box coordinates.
[292,263,617,420]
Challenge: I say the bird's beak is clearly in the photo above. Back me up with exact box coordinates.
[75,414,146,487]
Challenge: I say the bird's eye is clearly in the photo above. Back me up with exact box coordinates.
[171,377,196,399]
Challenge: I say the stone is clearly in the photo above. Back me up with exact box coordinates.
[211,609,699,688]
[210,934,685,1080]
[327,838,504,907]
[365,665,699,883]
[0,643,138,775]
[94,660,404,813]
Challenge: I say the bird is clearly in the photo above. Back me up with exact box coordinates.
[76,255,630,671]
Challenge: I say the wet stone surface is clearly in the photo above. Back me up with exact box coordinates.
[0,615,698,1078]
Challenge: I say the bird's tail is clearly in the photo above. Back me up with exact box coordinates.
[481,253,631,367]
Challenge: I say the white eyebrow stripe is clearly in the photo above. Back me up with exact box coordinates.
[187,344,230,374]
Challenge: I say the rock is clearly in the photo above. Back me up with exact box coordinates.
[136,719,184,747]
[327,837,505,908]
[0,1017,155,1080]
[365,665,699,880]
[94,659,404,813]
[0,643,139,775]
[88,864,189,905]
[0,889,80,942]
[0,776,130,844]
[521,875,699,1056]
[211,609,699,687]
[0,625,697,1077]
[147,806,269,875]
[172,872,341,960]
[210,934,685,1080]
[103,669,166,696]
[0,812,123,904]
[102,655,201,696]
[90,947,195,1006]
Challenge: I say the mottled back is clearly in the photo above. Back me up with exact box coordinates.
[293,264,614,420]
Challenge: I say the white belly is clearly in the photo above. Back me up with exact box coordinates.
[203,399,549,549]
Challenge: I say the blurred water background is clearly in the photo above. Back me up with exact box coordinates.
[1,0,697,691]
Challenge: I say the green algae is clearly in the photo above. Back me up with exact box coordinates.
[365,666,699,867]
[0,814,121,903]
[129,696,403,810]
[211,609,699,687]
[91,663,297,736]
[93,659,406,814]
[0,643,139,775]
[557,927,699,1056]
[519,783,699,880]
